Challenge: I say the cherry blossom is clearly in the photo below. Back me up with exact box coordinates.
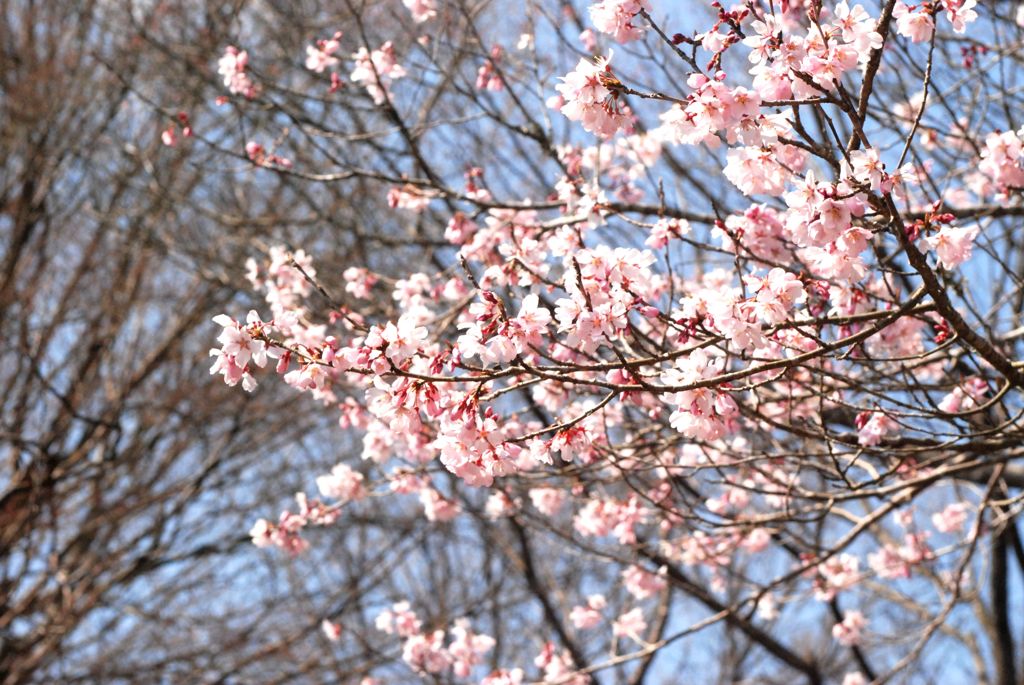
[556,54,630,137]
[662,349,737,441]
[894,2,935,42]
[569,594,607,629]
[534,643,589,685]
[528,487,567,516]
[448,619,495,678]
[921,225,980,270]
[932,503,969,534]
[645,217,690,248]
[316,463,367,502]
[387,184,435,212]
[419,488,461,521]
[621,565,667,599]
[248,493,338,556]
[217,46,258,98]
[816,554,861,600]
[611,607,647,643]
[375,602,422,637]
[403,0,437,22]
[321,619,342,641]
[832,611,867,646]
[350,41,406,104]
[856,410,900,447]
[245,141,292,168]
[588,0,651,43]
[978,128,1024,190]
[210,310,272,392]
[943,0,978,32]
[305,32,343,73]
[481,669,525,685]
[402,630,451,674]
[476,46,504,91]
[199,2,1024,679]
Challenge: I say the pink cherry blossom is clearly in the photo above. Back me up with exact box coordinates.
[832,1,884,54]
[380,314,429,364]
[868,544,911,580]
[932,503,969,533]
[485,491,519,518]
[343,266,379,299]
[245,141,292,168]
[510,294,552,352]
[856,411,899,447]
[645,217,690,248]
[846,149,887,191]
[832,610,867,646]
[611,607,647,642]
[210,310,272,391]
[305,32,343,73]
[476,46,504,92]
[316,463,366,502]
[402,630,451,674]
[723,146,789,196]
[217,46,258,98]
[481,669,525,685]
[528,487,567,516]
[196,6,1024,680]
[403,0,437,23]
[387,185,435,212]
[419,488,461,522]
[375,602,422,637]
[556,55,630,138]
[921,225,980,270]
[448,619,495,678]
[816,553,861,599]
[579,28,597,52]
[979,128,1024,189]
[321,619,342,641]
[569,594,606,629]
[589,0,650,43]
[621,565,666,599]
[350,41,406,104]
[894,2,935,42]
[534,643,589,685]
[744,267,807,324]
[943,0,978,32]
[247,497,335,556]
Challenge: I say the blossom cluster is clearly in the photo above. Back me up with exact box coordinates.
[217,46,258,98]
[202,0,1011,680]
[375,604,495,677]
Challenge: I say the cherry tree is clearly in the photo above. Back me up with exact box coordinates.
[196,0,1024,682]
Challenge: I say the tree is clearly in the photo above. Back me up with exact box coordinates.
[0,2,401,683]
[9,0,1024,682]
